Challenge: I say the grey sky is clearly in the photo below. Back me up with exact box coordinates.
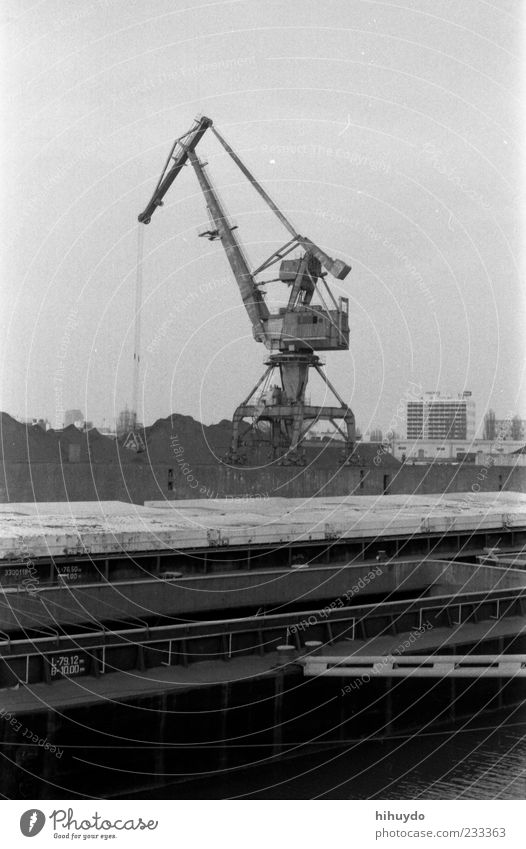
[1,0,523,435]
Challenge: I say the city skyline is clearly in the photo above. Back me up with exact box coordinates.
[12,394,526,440]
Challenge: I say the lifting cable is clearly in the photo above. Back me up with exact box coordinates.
[132,223,144,425]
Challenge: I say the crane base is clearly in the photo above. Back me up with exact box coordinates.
[226,355,356,466]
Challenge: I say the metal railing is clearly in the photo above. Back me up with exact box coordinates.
[0,585,524,686]
[303,654,526,678]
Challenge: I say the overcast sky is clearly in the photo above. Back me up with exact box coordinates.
[1,0,523,435]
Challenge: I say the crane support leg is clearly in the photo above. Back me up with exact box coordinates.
[225,354,357,466]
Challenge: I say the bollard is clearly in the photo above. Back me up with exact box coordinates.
[276,644,296,667]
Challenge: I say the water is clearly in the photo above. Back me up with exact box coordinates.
[143,704,525,800]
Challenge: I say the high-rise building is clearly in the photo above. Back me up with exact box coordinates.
[483,409,496,440]
[406,392,475,440]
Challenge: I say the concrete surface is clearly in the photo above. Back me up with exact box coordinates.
[1,492,525,561]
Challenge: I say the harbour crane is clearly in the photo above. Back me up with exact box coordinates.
[138,115,356,465]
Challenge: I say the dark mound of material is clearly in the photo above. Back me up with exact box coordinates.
[138,414,401,468]
[0,413,125,465]
[141,414,233,465]
[0,410,400,469]
[0,413,61,463]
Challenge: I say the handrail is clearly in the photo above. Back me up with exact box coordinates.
[0,589,523,658]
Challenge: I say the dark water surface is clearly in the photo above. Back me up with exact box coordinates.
[142,705,525,800]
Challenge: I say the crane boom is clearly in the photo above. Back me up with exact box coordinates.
[138,115,212,224]
[188,151,269,343]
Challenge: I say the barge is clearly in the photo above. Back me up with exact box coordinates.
[0,492,525,798]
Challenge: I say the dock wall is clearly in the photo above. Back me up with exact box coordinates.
[1,631,524,799]
[1,460,524,504]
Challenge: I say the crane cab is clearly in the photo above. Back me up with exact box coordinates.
[264,299,349,352]
[282,301,349,351]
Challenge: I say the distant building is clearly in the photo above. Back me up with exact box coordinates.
[369,428,383,443]
[484,411,525,442]
[391,438,524,464]
[483,409,496,441]
[31,418,50,431]
[98,426,117,438]
[15,415,51,430]
[117,407,134,437]
[64,409,84,428]
[406,391,475,440]
[116,406,143,438]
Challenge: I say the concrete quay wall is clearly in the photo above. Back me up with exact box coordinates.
[1,461,524,504]
[2,630,524,799]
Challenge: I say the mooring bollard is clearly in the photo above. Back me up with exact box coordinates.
[276,644,297,667]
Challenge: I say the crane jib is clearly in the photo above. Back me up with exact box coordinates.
[138,116,213,223]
